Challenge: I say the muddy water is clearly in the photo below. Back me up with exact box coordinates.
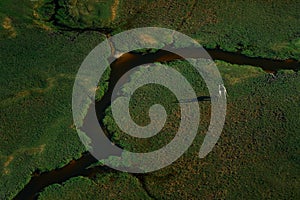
[14,48,299,200]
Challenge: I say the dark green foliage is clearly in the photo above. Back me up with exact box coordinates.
[1,0,299,199]
[103,61,209,153]
[103,61,300,199]
[119,0,300,60]
[189,1,300,60]
[35,0,116,29]
[118,0,193,31]
[0,0,33,24]
[36,0,55,21]
[38,174,151,199]
[34,0,300,59]
[0,1,112,198]
[95,67,111,101]
[0,25,107,199]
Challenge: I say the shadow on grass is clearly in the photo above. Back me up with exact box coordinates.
[176,96,211,103]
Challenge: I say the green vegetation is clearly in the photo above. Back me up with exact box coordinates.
[0,29,108,198]
[34,0,119,30]
[103,61,209,153]
[34,0,300,59]
[0,1,109,198]
[95,67,111,101]
[55,0,114,29]
[1,0,299,199]
[102,60,299,199]
[38,173,151,200]
[118,0,300,60]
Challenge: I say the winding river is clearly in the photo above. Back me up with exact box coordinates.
[14,48,299,200]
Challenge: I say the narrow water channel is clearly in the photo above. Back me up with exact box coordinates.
[14,48,299,200]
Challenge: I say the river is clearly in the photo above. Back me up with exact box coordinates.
[14,47,299,200]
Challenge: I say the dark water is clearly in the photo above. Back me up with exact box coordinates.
[14,48,299,200]
[207,48,299,72]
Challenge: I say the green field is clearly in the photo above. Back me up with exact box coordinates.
[1,0,299,199]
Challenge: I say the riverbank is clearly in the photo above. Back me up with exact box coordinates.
[14,48,299,199]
